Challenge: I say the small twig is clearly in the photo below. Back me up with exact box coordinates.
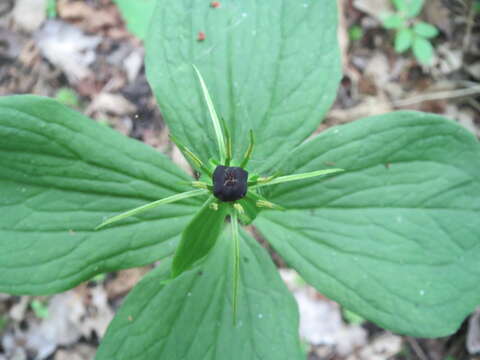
[463,0,475,53]
[467,98,480,113]
[393,85,480,107]
[405,337,429,360]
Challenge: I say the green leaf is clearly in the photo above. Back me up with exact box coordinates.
[405,0,424,18]
[392,0,424,17]
[97,230,303,360]
[47,0,57,18]
[413,37,434,65]
[348,25,364,41]
[413,22,439,38]
[0,96,202,295]
[113,0,156,40]
[395,28,413,53]
[172,198,229,277]
[145,0,341,174]
[382,14,404,29]
[342,308,365,325]
[257,111,480,337]
[31,299,49,319]
[392,0,408,13]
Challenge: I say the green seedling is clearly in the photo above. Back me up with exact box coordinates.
[382,0,439,65]
[31,299,49,319]
[46,0,57,18]
[55,87,80,108]
[348,25,364,41]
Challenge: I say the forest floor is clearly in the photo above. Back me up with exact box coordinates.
[0,0,479,359]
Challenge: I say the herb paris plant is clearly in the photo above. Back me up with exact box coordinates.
[95,66,344,320]
[0,1,479,359]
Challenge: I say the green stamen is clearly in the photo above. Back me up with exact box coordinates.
[239,130,255,169]
[246,190,284,211]
[220,117,233,166]
[255,199,285,211]
[170,135,212,176]
[190,181,212,190]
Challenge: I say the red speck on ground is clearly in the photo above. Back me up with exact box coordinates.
[211,1,220,8]
[197,31,206,41]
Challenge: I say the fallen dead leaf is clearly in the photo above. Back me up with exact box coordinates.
[54,344,96,360]
[58,0,119,33]
[468,307,480,355]
[346,333,403,360]
[280,269,367,357]
[326,95,392,125]
[353,0,392,19]
[13,0,47,33]
[424,0,453,37]
[35,20,101,83]
[78,286,113,338]
[105,268,149,299]
[86,92,136,117]
[9,296,30,322]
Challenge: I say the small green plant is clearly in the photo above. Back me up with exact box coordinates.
[348,25,364,42]
[382,0,439,65]
[0,315,7,333]
[342,308,365,325]
[46,0,57,18]
[31,299,49,319]
[55,87,80,109]
[0,1,479,359]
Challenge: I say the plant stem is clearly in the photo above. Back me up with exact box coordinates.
[231,208,240,325]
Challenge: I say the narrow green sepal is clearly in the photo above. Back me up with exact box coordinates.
[192,65,227,163]
[95,189,208,230]
[251,168,344,188]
